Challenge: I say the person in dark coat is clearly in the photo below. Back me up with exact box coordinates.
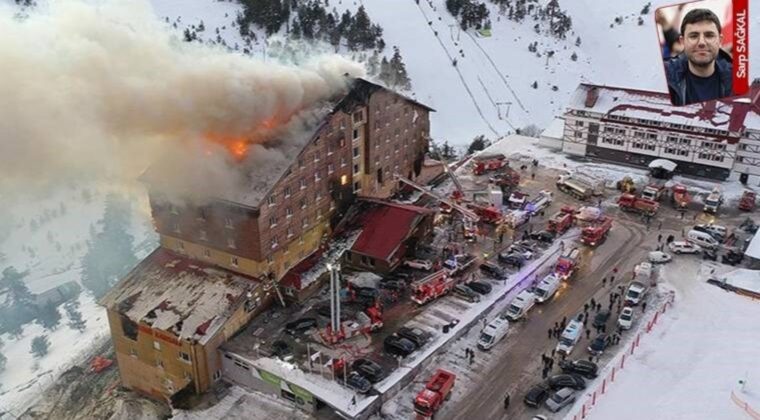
[664,9,733,105]
[504,393,510,410]
[548,328,553,339]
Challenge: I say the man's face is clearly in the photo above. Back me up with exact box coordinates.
[681,20,722,67]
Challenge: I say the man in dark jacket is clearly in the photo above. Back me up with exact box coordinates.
[665,8,732,105]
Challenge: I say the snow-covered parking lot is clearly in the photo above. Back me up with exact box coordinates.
[566,257,760,420]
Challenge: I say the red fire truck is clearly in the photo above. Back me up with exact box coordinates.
[671,184,691,210]
[411,270,457,305]
[555,247,581,280]
[739,191,756,211]
[547,206,575,234]
[640,184,666,201]
[413,369,456,419]
[580,216,612,247]
[618,193,659,216]
[473,154,507,175]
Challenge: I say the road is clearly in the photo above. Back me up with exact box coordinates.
[441,162,748,420]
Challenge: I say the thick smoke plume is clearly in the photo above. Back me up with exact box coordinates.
[0,1,364,201]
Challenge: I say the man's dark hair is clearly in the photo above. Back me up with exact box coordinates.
[680,8,721,36]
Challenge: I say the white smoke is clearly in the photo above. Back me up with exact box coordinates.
[0,0,365,200]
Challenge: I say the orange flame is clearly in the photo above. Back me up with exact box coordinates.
[203,114,292,160]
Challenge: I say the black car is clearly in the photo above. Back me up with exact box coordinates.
[588,333,609,356]
[722,250,743,265]
[546,374,586,391]
[592,310,611,329]
[396,327,430,349]
[384,335,416,358]
[480,262,506,279]
[523,383,550,408]
[378,279,406,292]
[559,360,598,379]
[702,249,718,261]
[529,230,555,243]
[271,340,292,359]
[498,252,525,268]
[285,317,318,335]
[346,372,372,394]
[468,281,492,295]
[352,358,386,383]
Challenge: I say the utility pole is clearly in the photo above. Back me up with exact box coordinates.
[495,102,512,120]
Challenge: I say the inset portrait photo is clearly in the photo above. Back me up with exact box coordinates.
[656,0,747,106]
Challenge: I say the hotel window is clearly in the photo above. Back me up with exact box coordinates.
[665,147,677,154]
[327,142,334,155]
[231,256,239,267]
[199,230,207,241]
[227,237,236,249]
[298,158,304,169]
[575,120,584,127]
[353,110,364,124]
[353,164,360,174]
[284,187,292,198]
[153,341,161,351]
[177,241,185,251]
[287,227,294,238]
[225,217,233,229]
[315,190,322,201]
[267,255,274,264]
[302,217,309,228]
[678,149,689,156]
[353,129,359,140]
[300,198,307,209]
[328,164,335,174]
[179,352,191,363]
[341,157,347,167]
[169,204,178,215]
[314,136,320,145]
[353,147,360,158]
[339,137,346,148]
[314,151,320,162]
[317,208,323,220]
[269,216,277,227]
[300,178,307,189]
[314,171,321,182]
[270,236,278,249]
[267,195,276,206]
[203,248,211,258]
[340,120,346,130]
[286,207,293,218]
[354,181,361,192]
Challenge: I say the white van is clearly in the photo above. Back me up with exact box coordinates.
[533,274,561,303]
[555,320,583,355]
[477,317,509,351]
[687,229,719,250]
[504,290,537,321]
[624,281,648,306]
[634,262,653,284]
[504,210,530,228]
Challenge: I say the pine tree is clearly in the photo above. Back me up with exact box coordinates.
[80,194,137,299]
[571,52,578,61]
[367,51,381,76]
[65,301,86,332]
[467,135,488,154]
[575,36,582,47]
[348,6,375,50]
[379,56,392,86]
[36,302,61,330]
[389,47,412,90]
[31,335,50,358]
[2,266,33,304]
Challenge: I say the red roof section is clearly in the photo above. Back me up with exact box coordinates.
[351,200,433,261]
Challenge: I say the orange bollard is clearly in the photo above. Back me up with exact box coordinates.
[602,378,607,394]
[611,367,616,381]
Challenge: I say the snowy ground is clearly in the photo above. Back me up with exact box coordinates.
[567,257,760,420]
[0,183,157,414]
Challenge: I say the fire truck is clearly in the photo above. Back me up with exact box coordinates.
[413,369,456,419]
[468,203,503,224]
[411,270,458,305]
[618,193,659,216]
[703,187,723,213]
[671,184,691,210]
[640,184,666,201]
[472,153,507,175]
[508,191,528,209]
[580,216,612,247]
[490,167,521,193]
[555,247,581,280]
[547,206,575,234]
[739,191,756,211]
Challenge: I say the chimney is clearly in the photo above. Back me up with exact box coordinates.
[585,87,599,108]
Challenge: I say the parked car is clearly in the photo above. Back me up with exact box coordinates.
[498,252,525,268]
[702,248,718,261]
[453,284,481,303]
[285,317,318,335]
[270,340,293,359]
[545,387,577,412]
[693,224,727,241]
[378,279,406,292]
[668,241,701,254]
[383,335,416,358]
[587,333,609,356]
[396,326,430,349]
[592,310,611,328]
[346,372,372,394]
[404,259,433,271]
[508,243,535,259]
[723,249,744,265]
[529,230,556,243]
[618,307,634,330]
[479,262,506,279]
[546,374,586,391]
[352,358,386,383]
[468,281,493,295]
[558,360,598,379]
[648,251,672,264]
[523,383,551,408]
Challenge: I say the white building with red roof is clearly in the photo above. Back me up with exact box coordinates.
[559,81,760,181]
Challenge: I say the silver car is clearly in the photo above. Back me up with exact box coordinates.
[545,387,577,412]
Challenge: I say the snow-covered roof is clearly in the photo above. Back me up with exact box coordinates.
[566,83,760,135]
[717,269,760,295]
[648,159,677,172]
[541,117,565,139]
[100,248,260,345]
[744,230,760,260]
